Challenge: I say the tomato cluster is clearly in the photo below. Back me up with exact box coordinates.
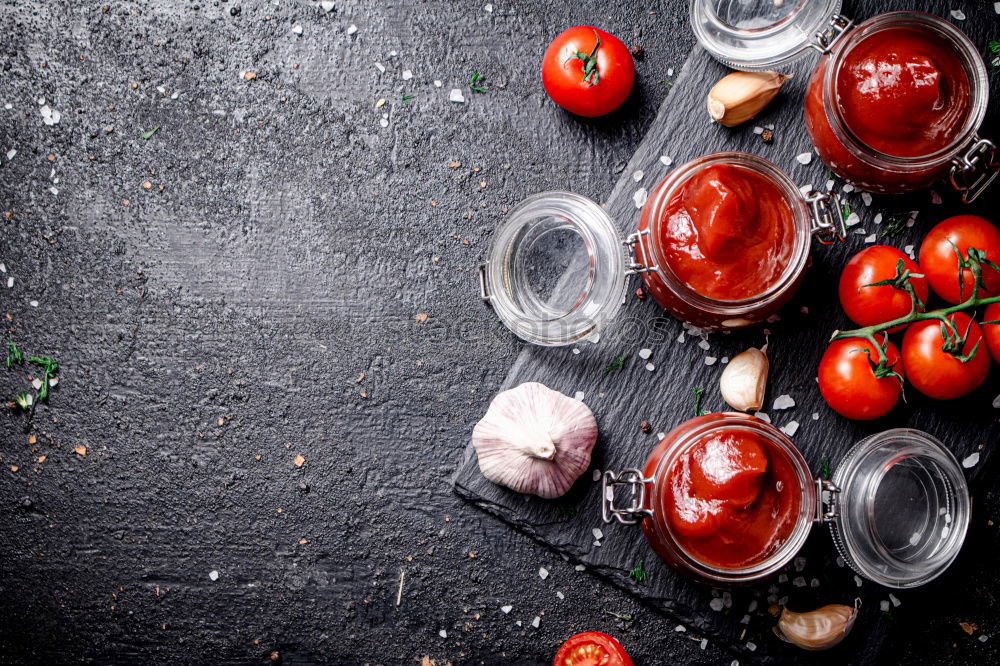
[820,215,1000,420]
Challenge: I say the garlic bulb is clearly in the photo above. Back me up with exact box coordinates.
[719,347,769,412]
[707,71,790,127]
[773,602,859,651]
[472,382,597,499]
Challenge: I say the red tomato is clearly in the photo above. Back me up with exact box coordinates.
[902,312,989,400]
[983,302,1000,363]
[918,215,1000,304]
[554,632,633,666]
[542,27,635,117]
[818,335,904,420]
[838,245,929,328]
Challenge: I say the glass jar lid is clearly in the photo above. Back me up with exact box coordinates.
[826,429,971,589]
[479,191,628,347]
[689,0,844,70]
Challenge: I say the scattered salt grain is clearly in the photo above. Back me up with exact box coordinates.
[792,576,806,588]
[574,391,585,401]
[675,625,686,633]
[501,605,512,614]
[753,126,763,135]
[539,567,549,580]
[379,116,389,128]
[31,378,42,390]
[0,263,5,273]
[375,62,386,73]
[572,348,581,355]
[874,212,883,224]
[889,593,901,607]
[962,452,980,468]
[40,105,61,125]
[439,629,448,638]
[795,152,812,165]
[700,638,708,650]
[754,411,771,423]
[879,600,890,612]
[592,469,601,481]
[657,432,666,440]
[721,356,729,364]
[592,528,603,540]
[709,598,725,611]
[842,183,855,194]
[810,578,820,588]
[905,245,915,259]
[950,9,965,20]
[515,620,522,627]
[49,186,58,195]
[811,412,819,421]
[484,3,493,12]
[208,570,219,581]
[845,212,861,227]
[773,394,795,410]
[746,642,757,652]
[645,362,655,372]
[575,564,586,571]
[799,184,814,197]
[854,575,863,587]
[865,233,877,243]
[449,89,466,103]
[931,190,942,204]
[531,616,541,629]
[633,187,648,208]
[402,69,413,80]
[291,24,303,35]
[826,179,835,191]
[677,332,685,343]
[861,192,872,206]
[638,348,652,360]
[6,277,12,288]
[794,556,806,572]
[836,556,845,567]
[697,339,710,351]
[347,24,358,35]
[659,155,673,166]
[632,170,644,182]
[5,149,15,160]
[667,68,674,76]
[705,357,717,366]
[434,80,443,87]
[320,1,335,11]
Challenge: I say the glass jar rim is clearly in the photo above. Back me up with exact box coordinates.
[647,413,816,583]
[643,152,812,321]
[821,11,989,171]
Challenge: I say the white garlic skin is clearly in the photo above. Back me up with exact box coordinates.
[472,382,597,499]
[773,602,859,651]
[706,71,790,127]
[719,347,769,412]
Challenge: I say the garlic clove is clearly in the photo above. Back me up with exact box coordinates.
[707,71,790,127]
[773,601,860,651]
[472,382,597,499]
[719,347,769,412]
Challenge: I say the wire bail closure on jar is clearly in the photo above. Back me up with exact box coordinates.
[623,229,659,276]
[807,15,853,55]
[950,136,1000,203]
[804,189,846,245]
[813,478,842,523]
[601,469,654,525]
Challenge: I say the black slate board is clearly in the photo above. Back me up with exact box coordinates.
[454,2,1000,662]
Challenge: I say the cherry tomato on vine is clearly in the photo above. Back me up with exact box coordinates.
[982,302,1000,363]
[838,246,929,328]
[818,335,904,420]
[542,26,635,117]
[554,632,633,666]
[918,215,1000,304]
[901,312,988,400]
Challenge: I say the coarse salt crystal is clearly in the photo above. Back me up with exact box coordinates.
[320,1,335,11]
[874,213,883,225]
[746,642,757,652]
[659,155,672,166]
[811,412,819,420]
[993,394,1000,408]
[810,578,820,588]
[439,629,448,638]
[845,212,861,227]
[675,625,686,632]
[531,616,540,628]
[31,378,42,390]
[773,394,795,410]
[638,348,652,360]
[575,564,585,571]
[49,377,58,387]
[879,600,890,612]
[667,67,674,76]
[950,9,965,20]
[709,597,725,611]
[449,89,465,103]
[572,348,580,355]
[592,528,603,540]
[962,452,980,468]
[889,593,901,607]
[996,1,1000,14]
[375,62,386,73]
[826,179,835,191]
[931,190,942,204]
[556,591,564,599]
[633,187,647,208]
[905,245,915,259]
[753,126,763,135]
[792,576,806,587]
[855,575,863,587]
[592,469,601,481]
[799,184,814,197]
[484,3,493,12]
[208,570,219,581]
[347,24,358,35]
[705,356,717,366]
[402,69,413,80]
[574,391,584,401]
[6,277,12,288]
[861,192,872,206]
[677,332,685,343]
[795,152,812,165]
[539,567,549,579]
[291,25,303,36]
[0,263,4,272]
[700,638,708,650]
[632,170,643,182]
[697,339,710,351]
[754,411,770,423]
[794,557,806,572]
[379,117,389,128]
[5,149,15,160]
[721,356,729,364]
[501,605,512,613]
[433,80,442,87]
[657,432,666,440]
[864,233,877,243]
[645,362,655,372]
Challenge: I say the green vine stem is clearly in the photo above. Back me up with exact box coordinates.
[567,30,603,87]
[831,248,1000,347]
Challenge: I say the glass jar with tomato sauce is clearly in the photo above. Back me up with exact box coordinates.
[479,153,842,343]
[603,414,970,588]
[691,1,999,201]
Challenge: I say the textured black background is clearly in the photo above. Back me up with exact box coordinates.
[0,1,997,665]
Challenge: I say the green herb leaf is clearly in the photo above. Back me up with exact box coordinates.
[603,609,633,622]
[28,355,59,402]
[469,71,488,93]
[841,200,852,223]
[401,94,415,105]
[605,352,628,373]
[5,341,24,369]
[141,127,160,140]
[627,559,647,583]
[820,454,831,480]
[693,386,707,416]
[13,391,30,410]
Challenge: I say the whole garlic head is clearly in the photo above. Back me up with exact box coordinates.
[472,382,597,499]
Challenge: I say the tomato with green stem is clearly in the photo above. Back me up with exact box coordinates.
[838,246,929,328]
[818,335,904,420]
[542,26,635,117]
[918,215,1000,304]
[554,632,633,666]
[901,312,988,400]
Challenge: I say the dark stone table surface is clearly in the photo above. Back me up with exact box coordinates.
[0,1,997,664]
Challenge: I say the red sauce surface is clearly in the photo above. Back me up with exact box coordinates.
[662,429,800,570]
[658,164,794,301]
[835,26,971,158]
